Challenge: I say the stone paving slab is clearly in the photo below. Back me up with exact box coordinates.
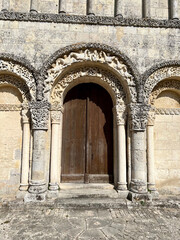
[0,201,179,240]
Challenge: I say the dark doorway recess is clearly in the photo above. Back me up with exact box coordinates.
[61,83,113,183]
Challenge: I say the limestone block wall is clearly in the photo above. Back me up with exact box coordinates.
[0,20,179,74]
[0,0,180,19]
[154,114,180,194]
[0,86,23,198]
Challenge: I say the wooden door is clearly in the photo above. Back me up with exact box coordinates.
[61,83,113,183]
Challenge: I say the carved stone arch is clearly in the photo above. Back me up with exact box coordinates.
[0,74,32,103]
[43,43,139,103]
[150,79,180,106]
[143,63,180,103]
[0,57,36,100]
[51,67,127,110]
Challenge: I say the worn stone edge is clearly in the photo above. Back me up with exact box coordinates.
[0,11,180,29]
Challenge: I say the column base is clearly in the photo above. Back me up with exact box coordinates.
[59,11,66,15]
[28,180,47,194]
[49,183,60,191]
[24,192,46,203]
[19,184,29,191]
[116,182,127,191]
[128,191,152,202]
[30,9,38,14]
[130,179,147,194]
[87,13,95,16]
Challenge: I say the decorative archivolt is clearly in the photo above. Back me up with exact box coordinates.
[46,49,136,97]
[144,66,180,103]
[51,67,127,107]
[150,79,180,105]
[0,59,36,99]
[0,75,31,102]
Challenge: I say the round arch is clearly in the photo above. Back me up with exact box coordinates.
[143,62,180,103]
[0,56,36,100]
[43,43,138,104]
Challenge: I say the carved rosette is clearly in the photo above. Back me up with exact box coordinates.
[30,100,50,130]
[129,103,151,131]
[113,105,127,125]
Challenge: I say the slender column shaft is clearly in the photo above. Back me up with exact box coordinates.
[1,0,10,11]
[115,0,122,17]
[30,0,38,13]
[117,124,127,191]
[20,119,30,191]
[49,120,60,191]
[59,0,66,14]
[147,125,156,190]
[170,0,179,19]
[28,130,47,193]
[131,131,147,193]
[142,0,151,18]
[87,0,94,15]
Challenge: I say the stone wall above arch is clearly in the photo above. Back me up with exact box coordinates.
[42,43,139,103]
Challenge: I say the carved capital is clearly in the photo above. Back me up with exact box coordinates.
[51,111,61,124]
[147,109,156,126]
[129,103,151,131]
[113,105,126,125]
[30,100,50,130]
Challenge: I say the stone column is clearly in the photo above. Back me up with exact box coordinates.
[19,108,30,191]
[147,110,158,195]
[87,0,94,15]
[28,101,50,195]
[49,110,62,191]
[170,0,179,19]
[129,103,151,199]
[59,0,66,14]
[1,0,10,11]
[115,0,122,17]
[30,0,38,13]
[142,0,151,18]
[114,105,127,192]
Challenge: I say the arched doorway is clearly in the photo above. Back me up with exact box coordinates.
[61,83,113,183]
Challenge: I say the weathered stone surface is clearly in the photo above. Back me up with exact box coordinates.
[0,199,179,239]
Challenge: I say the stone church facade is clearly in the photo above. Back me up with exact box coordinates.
[0,0,179,201]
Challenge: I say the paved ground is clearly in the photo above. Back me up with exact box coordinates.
[0,198,179,240]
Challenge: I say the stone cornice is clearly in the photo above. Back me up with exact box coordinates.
[0,11,180,29]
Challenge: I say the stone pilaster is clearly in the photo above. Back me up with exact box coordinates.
[114,0,123,17]
[49,108,63,191]
[169,0,179,19]
[147,109,159,198]
[1,0,10,12]
[28,100,50,195]
[87,0,94,15]
[142,0,151,18]
[59,0,66,14]
[113,105,127,193]
[30,0,38,13]
[129,103,151,200]
[19,106,30,191]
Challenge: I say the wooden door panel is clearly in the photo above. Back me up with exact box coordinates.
[88,84,113,180]
[61,85,87,182]
[61,83,113,183]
